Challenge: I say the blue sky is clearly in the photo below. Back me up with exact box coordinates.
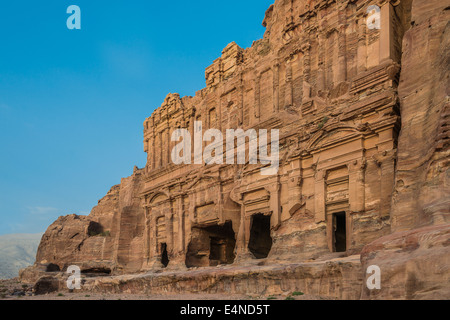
[0,1,273,235]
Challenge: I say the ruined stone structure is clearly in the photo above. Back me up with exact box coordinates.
[22,0,449,299]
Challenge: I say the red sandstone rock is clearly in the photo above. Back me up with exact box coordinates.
[392,0,450,231]
[359,0,450,300]
[21,0,450,300]
[361,224,450,299]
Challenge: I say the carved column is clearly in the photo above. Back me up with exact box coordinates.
[151,214,158,259]
[337,9,348,83]
[284,60,293,108]
[157,131,163,168]
[317,33,326,92]
[302,42,312,102]
[217,185,224,223]
[148,135,154,170]
[144,138,149,163]
[206,107,210,130]
[176,196,185,254]
[348,159,366,214]
[238,204,248,254]
[189,192,196,223]
[357,15,368,73]
[165,126,171,166]
[190,109,195,162]
[268,179,282,228]
[149,117,156,171]
[287,172,302,221]
[314,169,326,223]
[144,206,151,264]
[239,73,244,125]
[166,199,174,259]
[379,0,398,63]
[144,137,149,154]
[273,63,280,112]
[255,73,261,119]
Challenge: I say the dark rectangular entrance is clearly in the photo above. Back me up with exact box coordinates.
[185,221,236,268]
[161,243,169,268]
[333,212,347,252]
[248,214,272,259]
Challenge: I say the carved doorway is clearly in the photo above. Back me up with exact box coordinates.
[161,243,169,268]
[185,221,236,268]
[333,212,347,252]
[248,214,272,259]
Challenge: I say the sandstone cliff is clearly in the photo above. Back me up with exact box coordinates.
[391,0,449,230]
[360,0,450,300]
[24,168,146,277]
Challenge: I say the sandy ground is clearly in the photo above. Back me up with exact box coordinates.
[0,278,334,301]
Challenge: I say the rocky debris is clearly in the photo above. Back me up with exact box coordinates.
[360,224,450,300]
[33,276,61,295]
[78,255,363,300]
[0,278,33,299]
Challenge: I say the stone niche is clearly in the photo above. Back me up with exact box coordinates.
[186,222,236,268]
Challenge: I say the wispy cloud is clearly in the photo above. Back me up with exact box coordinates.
[25,206,59,216]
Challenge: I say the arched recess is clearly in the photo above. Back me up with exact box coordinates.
[148,191,170,207]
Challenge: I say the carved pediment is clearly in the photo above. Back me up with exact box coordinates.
[307,124,372,151]
[194,202,218,225]
[148,192,170,206]
[186,173,220,192]
[243,188,271,215]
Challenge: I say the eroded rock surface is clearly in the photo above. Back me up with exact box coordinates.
[22,168,146,281]
[361,224,450,299]
[391,0,450,230]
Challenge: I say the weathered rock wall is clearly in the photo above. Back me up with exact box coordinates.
[391,0,450,231]
[29,168,146,276]
[30,256,363,300]
[113,168,147,273]
[361,224,450,300]
[358,0,450,300]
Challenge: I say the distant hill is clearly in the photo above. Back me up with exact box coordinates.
[0,233,43,279]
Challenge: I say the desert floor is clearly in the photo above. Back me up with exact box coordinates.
[0,278,334,300]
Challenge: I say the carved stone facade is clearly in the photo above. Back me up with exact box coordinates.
[22,0,450,300]
[139,0,406,270]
